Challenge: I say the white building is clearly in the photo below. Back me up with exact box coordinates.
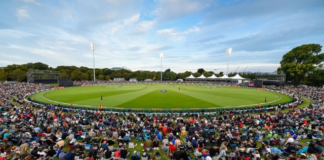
[129,78,137,82]
[114,78,125,81]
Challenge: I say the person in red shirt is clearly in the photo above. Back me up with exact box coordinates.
[85,155,94,160]
[238,121,243,128]
[229,113,233,120]
[114,148,121,158]
[163,127,167,134]
[303,119,307,125]
[169,142,176,153]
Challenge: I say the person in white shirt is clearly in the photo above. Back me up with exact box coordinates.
[252,150,260,160]
[194,148,202,158]
[285,137,294,145]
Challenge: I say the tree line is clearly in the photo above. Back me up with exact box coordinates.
[0,62,256,82]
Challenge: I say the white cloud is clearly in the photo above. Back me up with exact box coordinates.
[22,0,41,5]
[157,26,200,41]
[123,13,140,25]
[16,9,30,19]
[131,21,156,35]
[111,13,140,34]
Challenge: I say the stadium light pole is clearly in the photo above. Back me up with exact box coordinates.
[90,43,96,82]
[226,48,232,75]
[160,53,164,82]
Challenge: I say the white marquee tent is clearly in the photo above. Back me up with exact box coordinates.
[208,74,218,79]
[186,74,195,79]
[218,74,230,79]
[230,74,245,80]
[197,74,206,79]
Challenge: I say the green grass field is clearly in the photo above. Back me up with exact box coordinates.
[30,84,292,109]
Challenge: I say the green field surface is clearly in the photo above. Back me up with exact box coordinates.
[30,84,292,109]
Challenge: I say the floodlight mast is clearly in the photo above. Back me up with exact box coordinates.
[226,48,232,75]
[91,43,96,82]
[160,53,164,82]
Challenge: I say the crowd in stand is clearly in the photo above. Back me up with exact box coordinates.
[0,82,324,160]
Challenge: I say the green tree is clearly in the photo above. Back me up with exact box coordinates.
[105,75,110,80]
[278,44,324,85]
[197,68,205,74]
[70,69,83,80]
[59,70,69,78]
[203,71,212,77]
[10,69,26,82]
[32,62,49,70]
[0,69,7,81]
[193,72,201,77]
[80,73,88,80]
[306,69,324,86]
[97,74,105,80]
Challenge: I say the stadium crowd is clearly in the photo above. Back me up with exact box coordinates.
[0,81,324,160]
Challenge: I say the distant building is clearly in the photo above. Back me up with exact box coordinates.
[111,67,123,71]
[176,79,183,83]
[129,78,137,82]
[111,66,130,71]
[114,78,125,81]
[144,79,153,82]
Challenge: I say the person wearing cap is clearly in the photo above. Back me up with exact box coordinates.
[192,137,197,148]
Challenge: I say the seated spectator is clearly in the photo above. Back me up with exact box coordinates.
[154,151,162,160]
[120,147,128,159]
[141,152,150,160]
[114,148,121,158]
[131,151,140,160]
[169,142,176,153]
[103,148,112,159]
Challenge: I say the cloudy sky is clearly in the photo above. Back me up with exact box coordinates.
[1,0,324,73]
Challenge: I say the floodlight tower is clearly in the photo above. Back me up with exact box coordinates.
[90,43,96,82]
[160,53,164,81]
[226,48,232,75]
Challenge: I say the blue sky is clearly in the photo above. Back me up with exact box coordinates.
[1,0,324,73]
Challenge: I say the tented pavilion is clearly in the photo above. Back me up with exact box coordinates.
[185,73,245,83]
[230,74,245,83]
